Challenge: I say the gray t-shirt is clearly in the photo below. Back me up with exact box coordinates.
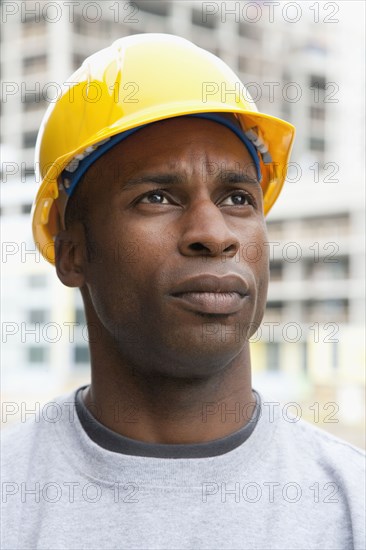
[1,385,365,549]
[74,385,260,458]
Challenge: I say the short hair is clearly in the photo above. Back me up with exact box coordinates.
[64,171,88,230]
[64,173,96,262]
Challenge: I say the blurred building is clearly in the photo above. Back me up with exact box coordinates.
[1,1,364,445]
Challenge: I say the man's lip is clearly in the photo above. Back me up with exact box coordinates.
[168,274,249,314]
[169,274,249,296]
[169,291,246,315]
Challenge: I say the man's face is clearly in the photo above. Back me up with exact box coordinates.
[74,117,269,378]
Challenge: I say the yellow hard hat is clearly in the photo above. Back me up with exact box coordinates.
[32,33,295,264]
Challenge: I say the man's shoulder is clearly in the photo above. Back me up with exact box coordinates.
[267,400,365,473]
[295,416,364,462]
[1,388,79,473]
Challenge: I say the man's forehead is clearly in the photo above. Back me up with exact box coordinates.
[98,118,258,175]
[116,166,260,193]
[101,148,259,189]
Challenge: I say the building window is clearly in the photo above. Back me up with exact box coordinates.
[304,299,348,323]
[74,346,90,365]
[267,342,280,371]
[22,131,38,149]
[239,22,261,41]
[301,342,308,373]
[331,257,349,278]
[23,54,47,74]
[310,106,325,120]
[22,167,35,180]
[23,89,40,103]
[23,92,45,112]
[282,101,291,119]
[74,14,85,35]
[191,8,216,28]
[28,274,47,288]
[22,11,44,23]
[300,214,349,239]
[28,347,48,364]
[22,19,46,37]
[331,342,339,369]
[310,75,326,90]
[134,0,170,16]
[239,56,248,73]
[98,19,112,36]
[270,261,283,282]
[75,308,86,325]
[309,137,325,152]
[73,53,86,70]
[267,301,284,311]
[21,203,32,214]
[29,309,48,323]
[264,301,284,322]
[305,257,349,280]
[266,221,283,240]
[24,100,46,112]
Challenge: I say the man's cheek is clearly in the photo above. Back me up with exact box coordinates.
[241,237,269,271]
[110,241,141,265]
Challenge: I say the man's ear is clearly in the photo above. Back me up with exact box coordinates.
[54,225,87,288]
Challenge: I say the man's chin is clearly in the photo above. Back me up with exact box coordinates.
[131,340,248,381]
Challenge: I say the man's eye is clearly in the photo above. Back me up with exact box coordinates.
[221,192,252,206]
[138,190,170,204]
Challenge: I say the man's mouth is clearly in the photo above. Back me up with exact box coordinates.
[170,291,246,315]
[169,274,248,315]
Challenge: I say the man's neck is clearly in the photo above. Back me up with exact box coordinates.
[82,351,255,445]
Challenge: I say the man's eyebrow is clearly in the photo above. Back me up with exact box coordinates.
[216,169,260,186]
[120,170,260,190]
[120,173,185,190]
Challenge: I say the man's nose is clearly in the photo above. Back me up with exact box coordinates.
[177,198,241,258]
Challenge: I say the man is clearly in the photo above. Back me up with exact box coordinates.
[1,34,365,550]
